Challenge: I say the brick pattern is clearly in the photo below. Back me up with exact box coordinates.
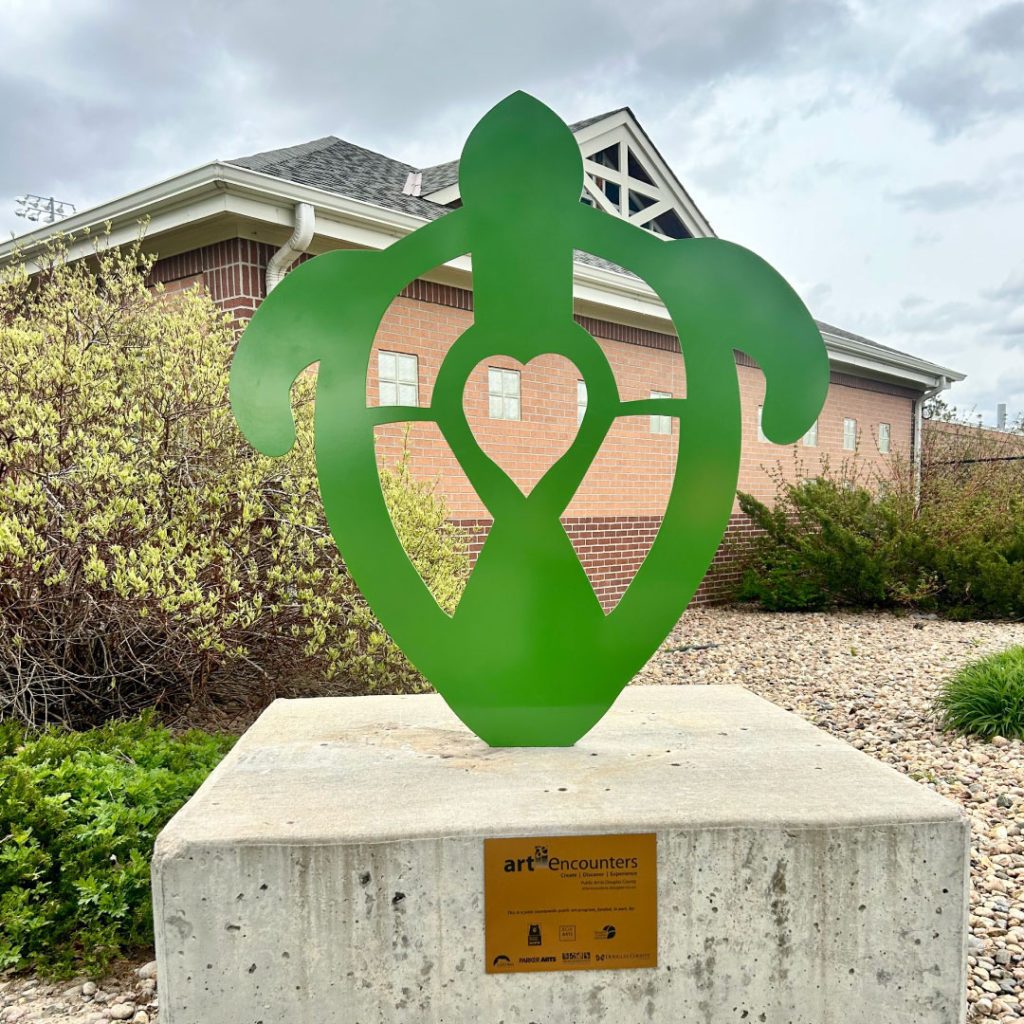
[370,295,912,516]
[150,239,277,324]
[451,512,757,611]
[161,236,919,605]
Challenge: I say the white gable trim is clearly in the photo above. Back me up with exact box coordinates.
[576,115,714,239]
[421,108,716,240]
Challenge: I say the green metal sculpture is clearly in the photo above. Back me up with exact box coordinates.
[230,92,828,747]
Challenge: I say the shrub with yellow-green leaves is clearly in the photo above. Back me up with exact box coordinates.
[0,236,468,727]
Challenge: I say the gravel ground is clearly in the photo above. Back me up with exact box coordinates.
[0,962,155,1023]
[637,605,1024,1022]
[2,605,1023,1022]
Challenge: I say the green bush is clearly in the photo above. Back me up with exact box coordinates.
[0,235,467,727]
[737,467,930,612]
[0,715,234,975]
[935,647,1024,739]
[738,421,1024,618]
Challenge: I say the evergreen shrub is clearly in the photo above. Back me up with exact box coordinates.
[737,414,1024,620]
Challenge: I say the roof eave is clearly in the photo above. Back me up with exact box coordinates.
[0,166,961,390]
[819,328,964,390]
[0,162,432,263]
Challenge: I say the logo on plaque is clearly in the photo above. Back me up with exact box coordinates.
[484,833,657,974]
[230,91,829,747]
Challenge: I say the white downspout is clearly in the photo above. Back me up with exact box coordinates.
[913,375,949,507]
[266,202,315,293]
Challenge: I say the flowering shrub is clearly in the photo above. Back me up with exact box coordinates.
[0,236,467,726]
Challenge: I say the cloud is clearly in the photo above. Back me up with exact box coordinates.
[621,0,851,85]
[1,0,1022,429]
[990,320,1024,340]
[984,267,1024,303]
[0,0,857,230]
[890,179,991,212]
[891,4,1024,139]
[967,1,1024,54]
[892,61,1024,140]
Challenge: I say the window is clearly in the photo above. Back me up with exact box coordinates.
[644,208,689,239]
[627,148,655,185]
[650,390,672,435]
[803,419,818,447]
[581,137,692,238]
[488,367,520,420]
[577,379,588,425]
[843,417,857,451]
[757,405,767,443]
[378,351,418,406]
[878,422,891,454]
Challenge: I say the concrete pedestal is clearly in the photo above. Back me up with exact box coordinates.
[153,685,968,1023]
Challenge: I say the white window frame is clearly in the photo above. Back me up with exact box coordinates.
[378,350,419,407]
[650,390,672,435]
[878,422,891,454]
[757,405,767,443]
[843,417,858,451]
[577,379,587,425]
[488,367,521,421]
[803,418,818,447]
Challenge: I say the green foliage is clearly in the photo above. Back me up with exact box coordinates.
[936,647,1024,739]
[380,437,469,617]
[739,418,1024,619]
[0,235,468,726]
[0,715,234,975]
[737,462,931,612]
[918,410,1024,619]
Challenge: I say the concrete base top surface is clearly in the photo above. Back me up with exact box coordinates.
[165,684,962,846]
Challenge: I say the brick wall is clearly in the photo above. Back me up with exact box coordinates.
[453,511,760,610]
[150,239,276,324]
[160,238,919,605]
[369,294,914,498]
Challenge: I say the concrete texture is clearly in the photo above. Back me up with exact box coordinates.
[152,685,969,1023]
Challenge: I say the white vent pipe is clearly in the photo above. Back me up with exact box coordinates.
[266,202,315,293]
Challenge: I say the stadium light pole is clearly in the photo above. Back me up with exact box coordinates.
[14,194,77,224]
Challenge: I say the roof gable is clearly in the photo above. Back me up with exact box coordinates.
[572,109,714,239]
[419,108,714,239]
[229,110,715,239]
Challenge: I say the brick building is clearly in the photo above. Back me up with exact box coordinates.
[2,107,963,605]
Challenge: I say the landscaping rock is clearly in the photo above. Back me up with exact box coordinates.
[1,607,1021,1022]
[639,606,1024,1022]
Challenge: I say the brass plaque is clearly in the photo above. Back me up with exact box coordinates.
[484,833,657,973]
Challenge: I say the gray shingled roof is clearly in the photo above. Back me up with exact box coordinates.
[410,110,629,196]
[229,121,948,380]
[418,158,460,194]
[231,110,634,217]
[231,136,449,221]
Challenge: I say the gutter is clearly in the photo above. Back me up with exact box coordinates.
[914,376,951,507]
[0,161,965,394]
[266,202,314,292]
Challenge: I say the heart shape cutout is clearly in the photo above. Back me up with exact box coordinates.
[462,353,583,498]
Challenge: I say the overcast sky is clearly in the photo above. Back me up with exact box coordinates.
[3,0,1022,423]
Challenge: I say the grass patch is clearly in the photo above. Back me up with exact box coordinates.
[0,714,235,977]
[936,646,1024,740]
